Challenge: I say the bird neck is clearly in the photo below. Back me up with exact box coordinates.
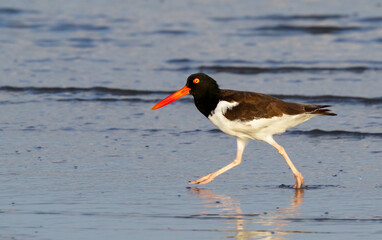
[193,90,220,118]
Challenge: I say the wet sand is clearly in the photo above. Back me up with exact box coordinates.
[1,0,382,239]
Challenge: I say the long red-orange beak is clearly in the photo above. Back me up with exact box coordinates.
[151,85,191,110]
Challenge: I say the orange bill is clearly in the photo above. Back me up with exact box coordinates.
[151,85,191,110]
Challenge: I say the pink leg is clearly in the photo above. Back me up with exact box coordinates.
[188,138,248,185]
[267,137,305,188]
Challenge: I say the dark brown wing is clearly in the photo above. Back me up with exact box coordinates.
[220,89,336,121]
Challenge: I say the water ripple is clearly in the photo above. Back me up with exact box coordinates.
[1,86,381,105]
[0,7,39,15]
[160,65,379,74]
[212,14,349,22]
[192,128,382,140]
[49,23,110,32]
[289,129,382,139]
[0,86,167,96]
[250,25,364,35]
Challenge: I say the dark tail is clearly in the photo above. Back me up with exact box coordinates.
[305,105,337,116]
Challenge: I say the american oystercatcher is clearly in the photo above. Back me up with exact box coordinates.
[152,73,336,188]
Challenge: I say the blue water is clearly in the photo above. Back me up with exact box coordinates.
[1,1,382,239]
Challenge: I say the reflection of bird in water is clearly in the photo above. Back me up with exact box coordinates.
[188,187,305,240]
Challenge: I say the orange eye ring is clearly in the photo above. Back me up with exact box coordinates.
[193,78,200,84]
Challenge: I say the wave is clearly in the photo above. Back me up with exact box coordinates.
[289,129,382,138]
[212,14,379,36]
[167,58,382,66]
[49,23,110,32]
[250,25,364,35]
[284,217,382,223]
[1,86,381,105]
[0,7,38,15]
[272,94,382,105]
[159,65,380,74]
[14,125,381,140]
[148,29,193,35]
[212,14,349,22]
[0,20,110,32]
[0,86,169,96]
[206,128,382,139]
[56,98,155,103]
[359,17,382,23]
[212,14,382,24]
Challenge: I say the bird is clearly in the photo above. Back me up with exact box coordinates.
[151,73,336,188]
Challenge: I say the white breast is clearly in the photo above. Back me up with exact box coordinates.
[208,101,315,142]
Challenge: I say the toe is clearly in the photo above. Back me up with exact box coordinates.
[188,174,215,185]
[293,172,305,189]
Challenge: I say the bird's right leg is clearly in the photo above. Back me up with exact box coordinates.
[266,137,305,189]
[188,138,248,185]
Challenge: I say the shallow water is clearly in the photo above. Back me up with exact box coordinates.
[1,0,382,239]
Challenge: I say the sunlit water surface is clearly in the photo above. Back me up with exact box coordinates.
[1,1,382,239]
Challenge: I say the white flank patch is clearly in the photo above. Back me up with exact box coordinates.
[208,101,316,142]
[213,101,239,115]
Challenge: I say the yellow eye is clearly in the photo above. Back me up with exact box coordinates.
[193,78,200,84]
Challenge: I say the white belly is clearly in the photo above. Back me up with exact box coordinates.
[208,101,315,142]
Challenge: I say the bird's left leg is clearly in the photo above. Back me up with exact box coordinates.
[266,137,305,189]
[188,138,248,185]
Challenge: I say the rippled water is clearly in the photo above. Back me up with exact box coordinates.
[1,1,382,239]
